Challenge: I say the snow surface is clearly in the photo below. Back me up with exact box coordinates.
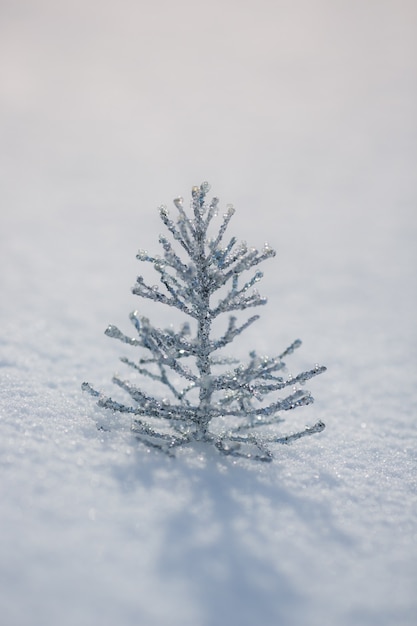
[1,1,416,625]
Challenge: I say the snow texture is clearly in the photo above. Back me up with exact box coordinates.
[1,1,416,625]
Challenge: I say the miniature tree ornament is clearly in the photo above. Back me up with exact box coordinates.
[82,182,326,461]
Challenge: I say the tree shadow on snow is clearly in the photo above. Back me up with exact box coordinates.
[110,443,353,626]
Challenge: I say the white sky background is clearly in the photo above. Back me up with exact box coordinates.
[0,1,417,625]
[1,0,415,208]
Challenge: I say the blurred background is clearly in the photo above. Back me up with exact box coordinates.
[1,0,416,371]
[1,0,415,210]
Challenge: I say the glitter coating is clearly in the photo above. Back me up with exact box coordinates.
[82,183,326,461]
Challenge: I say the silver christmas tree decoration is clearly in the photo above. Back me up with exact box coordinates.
[82,182,326,461]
